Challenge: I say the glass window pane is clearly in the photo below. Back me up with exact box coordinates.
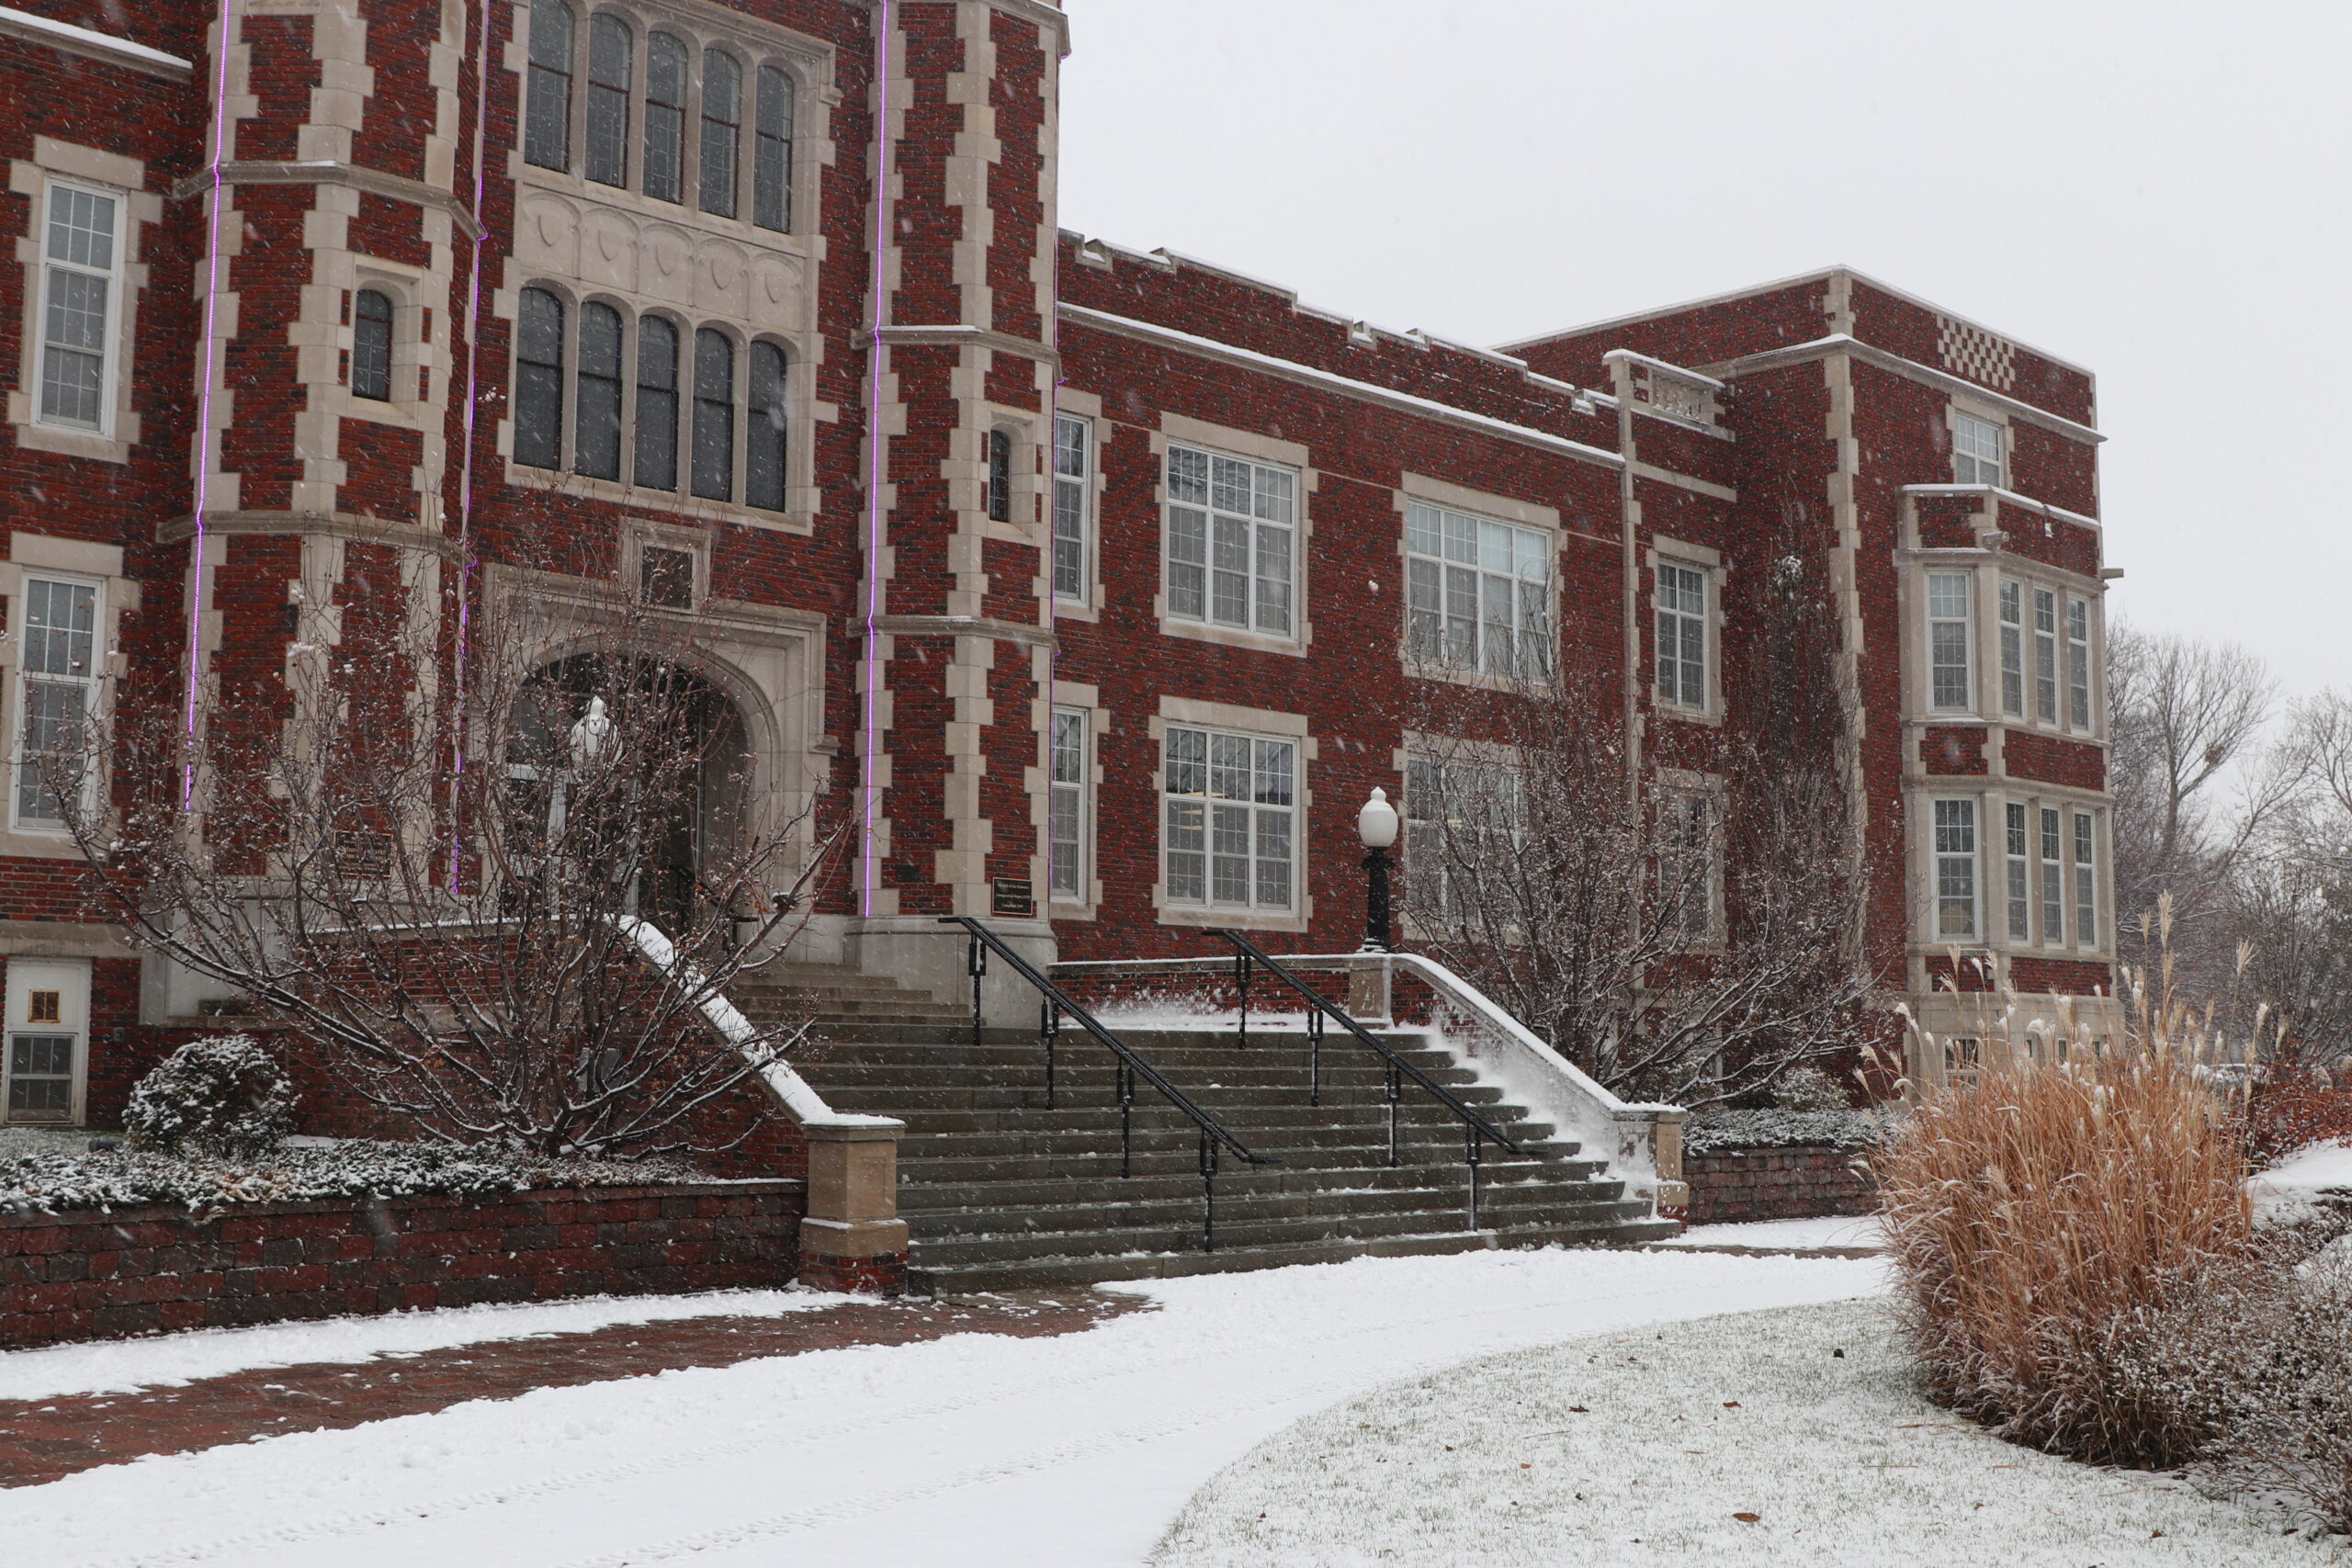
[699,50,741,217]
[573,300,622,479]
[753,66,793,231]
[514,288,564,471]
[585,15,630,186]
[746,340,787,511]
[351,288,394,401]
[525,0,573,171]
[690,327,733,500]
[634,315,679,491]
[644,33,686,202]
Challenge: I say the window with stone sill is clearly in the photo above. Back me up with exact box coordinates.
[1932,796,1980,942]
[1165,446,1296,640]
[12,575,101,831]
[512,284,790,515]
[36,180,124,436]
[1049,707,1089,901]
[1052,414,1092,605]
[1927,570,1973,713]
[1162,725,1295,913]
[1406,502,1550,679]
[1952,410,2004,489]
[525,0,797,235]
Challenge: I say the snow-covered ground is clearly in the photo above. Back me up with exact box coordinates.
[2252,1139,2352,1217]
[1151,1297,2327,1567]
[1652,1215,1882,1251]
[0,1247,1880,1567]
[0,1286,858,1404]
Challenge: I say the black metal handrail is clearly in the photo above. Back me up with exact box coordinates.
[1206,929,1526,1229]
[940,917,1277,1252]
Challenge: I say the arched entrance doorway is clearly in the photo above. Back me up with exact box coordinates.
[503,653,752,933]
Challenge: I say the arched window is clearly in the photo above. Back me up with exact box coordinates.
[575,301,624,479]
[585,14,632,187]
[753,66,793,232]
[986,428,1012,522]
[514,288,565,471]
[691,328,733,500]
[698,50,741,218]
[351,288,393,402]
[746,341,787,511]
[643,32,686,204]
[525,0,574,172]
[634,315,680,491]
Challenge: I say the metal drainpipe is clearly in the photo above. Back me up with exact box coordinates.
[181,0,243,807]
[447,0,494,891]
[1613,361,1643,817]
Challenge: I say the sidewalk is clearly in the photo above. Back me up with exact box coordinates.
[0,1291,1139,1490]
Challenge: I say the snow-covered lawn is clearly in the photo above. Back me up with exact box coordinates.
[0,1247,1879,1566]
[1652,1214,1882,1251]
[0,1286,857,1404]
[1151,1297,2333,1567]
[2252,1139,2352,1217]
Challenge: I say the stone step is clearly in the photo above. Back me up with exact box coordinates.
[819,1092,1527,1135]
[896,1142,1573,1187]
[909,1217,1684,1294]
[891,1159,1611,1213]
[903,1176,1627,1240]
[892,1117,1560,1163]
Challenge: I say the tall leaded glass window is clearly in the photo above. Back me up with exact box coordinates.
[1405,502,1549,676]
[1165,446,1295,637]
[746,341,787,512]
[2040,806,2065,944]
[2033,588,2060,724]
[39,184,119,431]
[1933,797,1979,940]
[1998,580,2024,716]
[1656,561,1708,710]
[525,0,574,172]
[1052,415,1090,604]
[1049,708,1087,900]
[691,327,733,500]
[1162,726,1295,911]
[351,288,393,402]
[2005,801,2031,942]
[2073,811,2098,947]
[634,315,679,491]
[753,65,794,231]
[699,50,741,218]
[14,578,98,828]
[1927,571,1973,711]
[986,429,1012,523]
[2066,598,2093,731]
[574,300,624,480]
[643,33,687,203]
[585,14,632,187]
[514,287,565,471]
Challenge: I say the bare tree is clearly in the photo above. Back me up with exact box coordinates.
[53,577,838,1159]
[2228,689,2352,1056]
[2108,624,2298,957]
[1402,668,1877,1110]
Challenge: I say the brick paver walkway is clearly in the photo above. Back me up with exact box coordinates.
[0,1291,1145,1490]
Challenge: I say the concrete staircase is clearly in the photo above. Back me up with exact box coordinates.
[734,967,1679,1293]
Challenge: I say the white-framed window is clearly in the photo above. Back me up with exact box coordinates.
[1165,445,1296,638]
[1405,502,1550,677]
[523,0,798,233]
[3,959,87,1125]
[1403,751,1522,923]
[1052,414,1091,604]
[13,575,101,830]
[1932,797,1979,941]
[510,285,791,514]
[2005,800,2031,942]
[1655,560,1709,711]
[1049,707,1088,901]
[1661,787,1720,942]
[2066,597,2093,732]
[1953,411,2004,488]
[2039,806,2064,945]
[1162,725,1295,911]
[1997,580,2024,717]
[1927,571,1973,712]
[37,181,124,434]
[2073,810,2098,948]
[2032,587,2059,725]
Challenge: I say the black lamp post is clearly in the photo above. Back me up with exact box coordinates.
[1357,786,1399,953]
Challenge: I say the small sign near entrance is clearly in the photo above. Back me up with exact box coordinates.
[334,829,394,879]
[990,877,1035,917]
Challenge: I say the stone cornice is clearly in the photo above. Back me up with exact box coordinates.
[874,615,1057,650]
[0,6,191,83]
[159,512,464,561]
[171,161,484,243]
[878,323,1059,369]
[1719,335,2104,446]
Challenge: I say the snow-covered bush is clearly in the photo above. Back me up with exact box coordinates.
[0,1140,701,1215]
[1681,1106,1888,1156]
[122,1034,296,1156]
[1770,1065,1851,1113]
[1874,1045,2254,1469]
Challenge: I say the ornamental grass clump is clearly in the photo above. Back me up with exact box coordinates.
[1877,906,2258,1468]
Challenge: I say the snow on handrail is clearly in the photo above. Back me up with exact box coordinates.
[615,918,899,1133]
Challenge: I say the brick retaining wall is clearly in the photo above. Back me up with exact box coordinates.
[0,1181,805,1351]
[1684,1146,1875,1225]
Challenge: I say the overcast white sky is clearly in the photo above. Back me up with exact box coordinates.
[1057,0,2350,698]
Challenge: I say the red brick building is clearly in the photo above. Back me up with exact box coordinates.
[0,0,2116,1134]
